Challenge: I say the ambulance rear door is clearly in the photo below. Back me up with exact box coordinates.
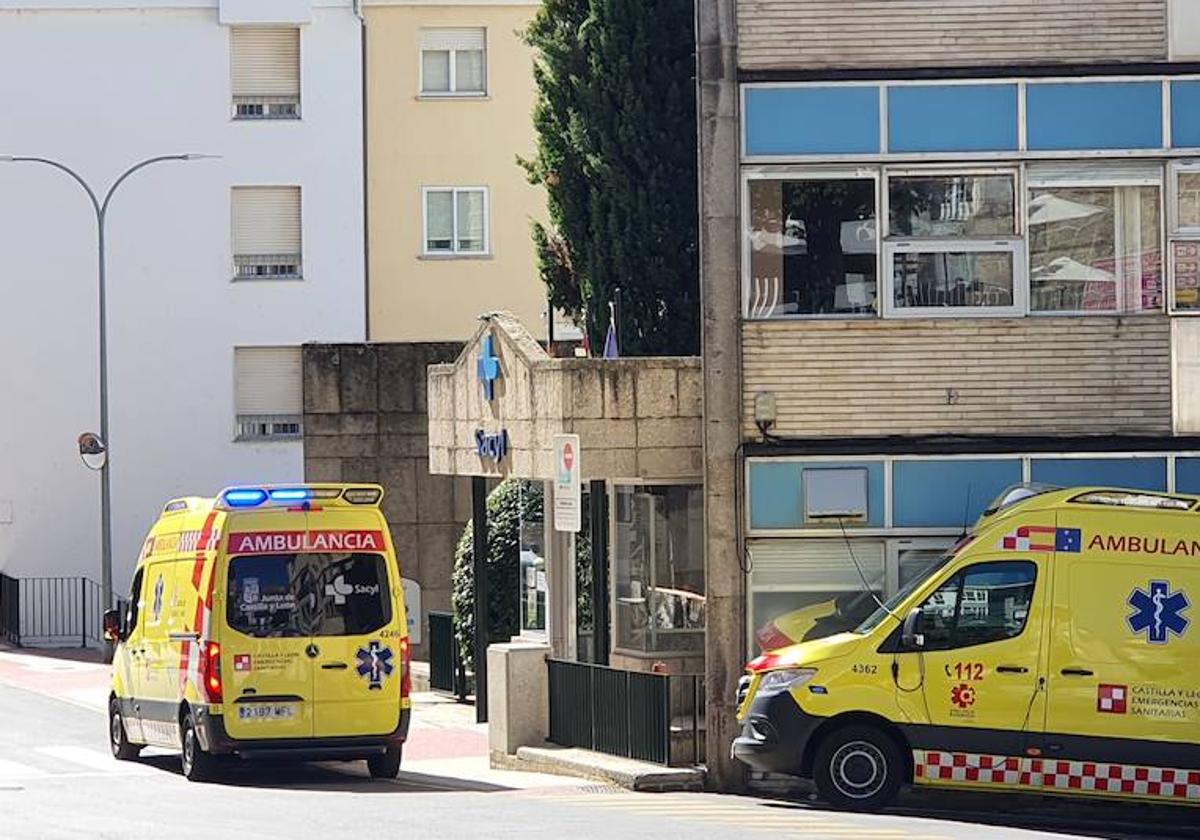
[221,518,315,741]
[307,511,403,739]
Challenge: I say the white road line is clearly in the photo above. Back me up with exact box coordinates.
[0,759,47,780]
[34,745,132,773]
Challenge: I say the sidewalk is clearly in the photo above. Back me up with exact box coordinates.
[0,645,583,791]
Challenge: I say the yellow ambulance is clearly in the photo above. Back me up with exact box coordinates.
[734,485,1200,810]
[103,484,411,782]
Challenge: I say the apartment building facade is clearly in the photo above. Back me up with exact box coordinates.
[0,0,364,596]
[363,0,548,342]
[698,0,1200,787]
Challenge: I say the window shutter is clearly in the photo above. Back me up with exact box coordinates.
[420,27,485,52]
[1027,161,1164,187]
[748,539,885,591]
[231,27,300,98]
[232,186,301,256]
[235,347,302,415]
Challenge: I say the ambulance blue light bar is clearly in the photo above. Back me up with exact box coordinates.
[224,489,268,507]
[218,485,382,509]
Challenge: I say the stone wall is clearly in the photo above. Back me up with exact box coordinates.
[303,342,467,661]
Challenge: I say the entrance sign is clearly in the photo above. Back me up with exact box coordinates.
[553,434,582,532]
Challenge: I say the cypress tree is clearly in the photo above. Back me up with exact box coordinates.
[522,0,699,356]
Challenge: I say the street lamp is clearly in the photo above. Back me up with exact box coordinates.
[0,153,217,612]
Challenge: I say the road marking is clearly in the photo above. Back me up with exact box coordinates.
[35,745,129,773]
[0,759,47,779]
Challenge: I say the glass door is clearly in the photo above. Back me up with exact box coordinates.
[886,537,956,597]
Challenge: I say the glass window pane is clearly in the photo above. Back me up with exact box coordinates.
[916,561,1036,650]
[456,190,486,252]
[892,250,1014,309]
[519,481,546,634]
[614,485,705,654]
[421,49,450,92]
[1029,185,1161,313]
[1174,241,1200,311]
[747,178,877,317]
[455,48,485,93]
[753,590,880,651]
[425,190,453,251]
[889,174,1015,237]
[1179,172,1200,230]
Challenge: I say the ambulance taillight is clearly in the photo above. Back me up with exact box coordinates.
[400,637,411,699]
[199,641,224,704]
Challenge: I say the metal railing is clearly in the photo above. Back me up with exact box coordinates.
[0,574,124,648]
[0,574,18,646]
[547,659,705,766]
[428,610,470,701]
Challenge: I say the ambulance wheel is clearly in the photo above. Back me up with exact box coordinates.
[180,712,217,782]
[812,724,903,811]
[108,697,141,761]
[367,746,402,779]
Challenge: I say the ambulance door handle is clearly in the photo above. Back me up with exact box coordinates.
[996,665,1028,674]
[1061,668,1094,677]
[321,662,348,670]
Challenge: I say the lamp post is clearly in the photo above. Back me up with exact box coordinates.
[0,153,216,611]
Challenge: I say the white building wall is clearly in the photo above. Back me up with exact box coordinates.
[0,1,364,592]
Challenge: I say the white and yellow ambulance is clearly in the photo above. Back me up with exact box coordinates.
[734,485,1200,809]
[104,484,411,782]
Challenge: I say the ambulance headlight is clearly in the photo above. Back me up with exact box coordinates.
[759,668,817,693]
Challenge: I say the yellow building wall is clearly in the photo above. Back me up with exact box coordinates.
[365,2,547,342]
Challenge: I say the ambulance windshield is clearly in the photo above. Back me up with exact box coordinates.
[853,552,954,635]
[227,552,392,638]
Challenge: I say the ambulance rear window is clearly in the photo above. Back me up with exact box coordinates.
[227,553,392,638]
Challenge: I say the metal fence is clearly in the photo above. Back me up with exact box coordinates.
[428,610,469,701]
[0,575,123,648]
[547,659,705,766]
[0,574,18,646]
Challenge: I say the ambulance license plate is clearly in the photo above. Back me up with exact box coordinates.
[238,703,296,721]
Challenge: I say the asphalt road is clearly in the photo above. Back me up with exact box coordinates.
[0,681,1196,840]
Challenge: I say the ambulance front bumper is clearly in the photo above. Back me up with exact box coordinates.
[732,689,824,776]
[194,706,412,760]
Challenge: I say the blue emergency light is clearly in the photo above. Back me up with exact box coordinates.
[222,488,268,507]
[269,488,310,502]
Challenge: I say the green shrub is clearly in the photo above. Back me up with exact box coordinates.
[451,479,543,666]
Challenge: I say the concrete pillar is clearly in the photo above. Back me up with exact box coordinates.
[487,641,551,760]
[696,0,746,792]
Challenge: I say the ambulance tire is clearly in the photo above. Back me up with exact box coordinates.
[108,697,141,761]
[180,712,218,783]
[812,724,903,811]
[367,746,402,779]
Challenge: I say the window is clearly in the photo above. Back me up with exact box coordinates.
[884,171,1022,317]
[913,561,1036,650]
[803,467,868,524]
[420,28,486,96]
[234,347,302,440]
[227,553,392,638]
[230,27,300,120]
[232,186,302,279]
[423,187,488,255]
[613,485,705,654]
[125,569,145,636]
[746,176,877,317]
[519,482,547,635]
[1171,162,1200,312]
[1029,164,1163,314]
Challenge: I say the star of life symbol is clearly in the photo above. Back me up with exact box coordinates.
[325,575,353,606]
[356,640,395,690]
[1128,580,1190,644]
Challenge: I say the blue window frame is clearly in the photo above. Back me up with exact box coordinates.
[744,86,881,157]
[1030,458,1167,492]
[1171,81,1200,149]
[1026,82,1162,151]
[888,84,1019,153]
[748,460,884,529]
[893,459,1023,528]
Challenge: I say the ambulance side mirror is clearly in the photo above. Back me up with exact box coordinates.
[103,609,122,642]
[901,608,924,650]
